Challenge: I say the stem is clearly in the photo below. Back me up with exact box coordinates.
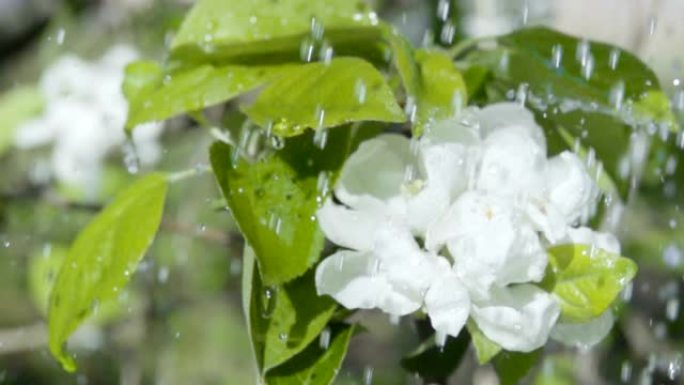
[167,164,211,183]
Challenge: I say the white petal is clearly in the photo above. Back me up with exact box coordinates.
[495,225,548,286]
[421,108,481,145]
[472,285,560,352]
[525,199,568,243]
[477,102,546,149]
[551,310,614,349]
[316,200,383,251]
[335,134,415,213]
[315,250,420,315]
[425,272,471,337]
[476,126,546,197]
[562,227,621,254]
[545,151,598,224]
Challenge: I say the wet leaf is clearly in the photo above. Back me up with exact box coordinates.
[493,350,542,385]
[48,173,168,372]
[266,323,354,385]
[243,58,404,137]
[401,331,470,382]
[171,0,383,64]
[467,320,501,364]
[546,244,637,322]
[210,126,365,285]
[242,246,338,373]
[0,86,44,155]
[124,60,293,130]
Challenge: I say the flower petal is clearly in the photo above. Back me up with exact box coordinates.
[562,227,621,254]
[316,200,384,251]
[525,199,568,243]
[476,126,546,197]
[335,134,415,213]
[551,310,614,348]
[477,102,546,149]
[315,250,421,315]
[545,151,598,224]
[495,225,548,286]
[425,272,471,338]
[422,109,481,146]
[471,285,560,352]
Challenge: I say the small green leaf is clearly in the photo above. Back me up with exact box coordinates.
[243,246,338,373]
[124,60,292,130]
[493,350,542,385]
[0,86,44,155]
[467,320,501,364]
[266,323,355,385]
[401,332,470,382]
[171,0,382,64]
[546,244,637,322]
[243,57,405,137]
[48,173,168,372]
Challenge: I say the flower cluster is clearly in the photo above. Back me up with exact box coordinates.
[315,102,620,351]
[14,45,162,198]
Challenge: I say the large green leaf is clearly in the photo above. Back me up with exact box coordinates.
[467,320,501,364]
[546,244,637,322]
[243,57,404,137]
[170,0,383,64]
[123,60,294,130]
[493,350,542,385]
[48,173,168,372]
[242,246,338,374]
[0,86,44,155]
[210,125,369,285]
[401,331,470,382]
[460,26,680,197]
[266,323,354,385]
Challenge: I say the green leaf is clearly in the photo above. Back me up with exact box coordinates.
[124,60,294,130]
[467,320,501,364]
[546,244,637,323]
[0,86,44,155]
[171,0,383,64]
[401,332,470,382]
[266,323,354,385]
[493,350,542,385]
[48,173,168,372]
[243,57,404,137]
[460,26,680,197]
[242,246,338,373]
[210,123,367,285]
[413,49,467,135]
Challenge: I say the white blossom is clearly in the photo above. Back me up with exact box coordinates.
[315,101,618,353]
[14,45,162,198]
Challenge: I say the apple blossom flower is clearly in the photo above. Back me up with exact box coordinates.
[14,45,162,199]
[315,101,617,353]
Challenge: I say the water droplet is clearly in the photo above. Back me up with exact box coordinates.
[666,299,680,321]
[440,21,456,45]
[319,327,331,349]
[157,266,170,283]
[610,81,625,109]
[609,49,621,70]
[363,366,374,385]
[551,44,563,69]
[278,332,288,341]
[663,244,683,268]
[262,287,277,318]
[300,37,315,62]
[56,29,65,45]
[620,360,632,382]
[354,79,367,104]
[436,0,450,21]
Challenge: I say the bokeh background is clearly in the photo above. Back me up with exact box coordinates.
[0,0,683,384]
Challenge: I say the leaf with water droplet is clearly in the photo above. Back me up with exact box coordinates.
[47,173,168,372]
[243,57,405,137]
[265,322,355,385]
[171,0,383,64]
[211,125,372,285]
[546,244,637,323]
[124,60,293,131]
[242,246,338,374]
